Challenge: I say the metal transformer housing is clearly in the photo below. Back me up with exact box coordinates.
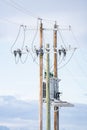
[43,77,59,102]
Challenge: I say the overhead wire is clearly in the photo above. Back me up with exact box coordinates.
[20,52,29,64]
[58,49,76,69]
[21,25,26,50]
[8,0,38,19]
[2,0,55,23]
[70,28,80,48]
[11,25,22,53]
[0,16,21,26]
[29,51,39,65]
[70,28,87,70]
[14,55,20,64]
[10,24,29,64]
[58,55,65,66]
[2,0,77,68]
[65,66,87,92]
[11,24,28,53]
[2,0,37,19]
[1,0,79,78]
[73,56,87,77]
[50,52,63,72]
[31,19,39,52]
[58,30,67,49]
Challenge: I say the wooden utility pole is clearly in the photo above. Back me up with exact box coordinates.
[54,22,59,130]
[46,44,50,130]
[39,21,43,130]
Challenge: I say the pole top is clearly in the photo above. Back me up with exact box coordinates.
[54,21,57,29]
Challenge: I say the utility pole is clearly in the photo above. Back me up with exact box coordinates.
[54,22,59,130]
[11,19,75,130]
[39,21,43,130]
[46,44,50,130]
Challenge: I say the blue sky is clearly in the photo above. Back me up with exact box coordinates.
[0,0,87,104]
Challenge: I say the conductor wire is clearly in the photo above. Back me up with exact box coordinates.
[11,25,22,53]
[31,19,39,53]
[21,25,26,50]
[58,49,76,69]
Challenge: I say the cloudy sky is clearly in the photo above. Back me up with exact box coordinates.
[0,0,87,105]
[0,96,87,130]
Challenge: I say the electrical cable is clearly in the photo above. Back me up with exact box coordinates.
[2,0,37,19]
[51,54,65,73]
[58,30,67,49]
[58,49,76,69]
[70,28,80,48]
[58,53,66,66]
[21,25,26,50]
[11,24,27,54]
[29,51,39,65]
[73,56,87,77]
[31,19,39,52]
[8,0,38,19]
[0,16,21,26]
[14,56,19,64]
[20,53,29,64]
[50,53,61,71]
[11,25,22,53]
[70,28,87,63]
[65,66,87,92]
[2,0,55,23]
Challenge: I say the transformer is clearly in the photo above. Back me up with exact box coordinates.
[43,77,60,102]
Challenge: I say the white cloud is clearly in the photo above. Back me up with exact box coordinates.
[0,96,87,130]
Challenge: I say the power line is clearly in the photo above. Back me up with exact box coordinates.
[0,16,21,25]
[70,28,80,48]
[11,25,22,53]
[65,66,87,92]
[58,49,76,69]
[21,25,27,50]
[31,19,39,52]
[58,30,67,49]
[20,53,29,64]
[9,0,38,19]
[10,23,76,70]
[2,0,38,19]
[11,25,26,53]
[2,0,55,23]
[73,56,87,77]
[70,28,87,63]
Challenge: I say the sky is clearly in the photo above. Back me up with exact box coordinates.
[0,0,87,105]
[0,96,87,130]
